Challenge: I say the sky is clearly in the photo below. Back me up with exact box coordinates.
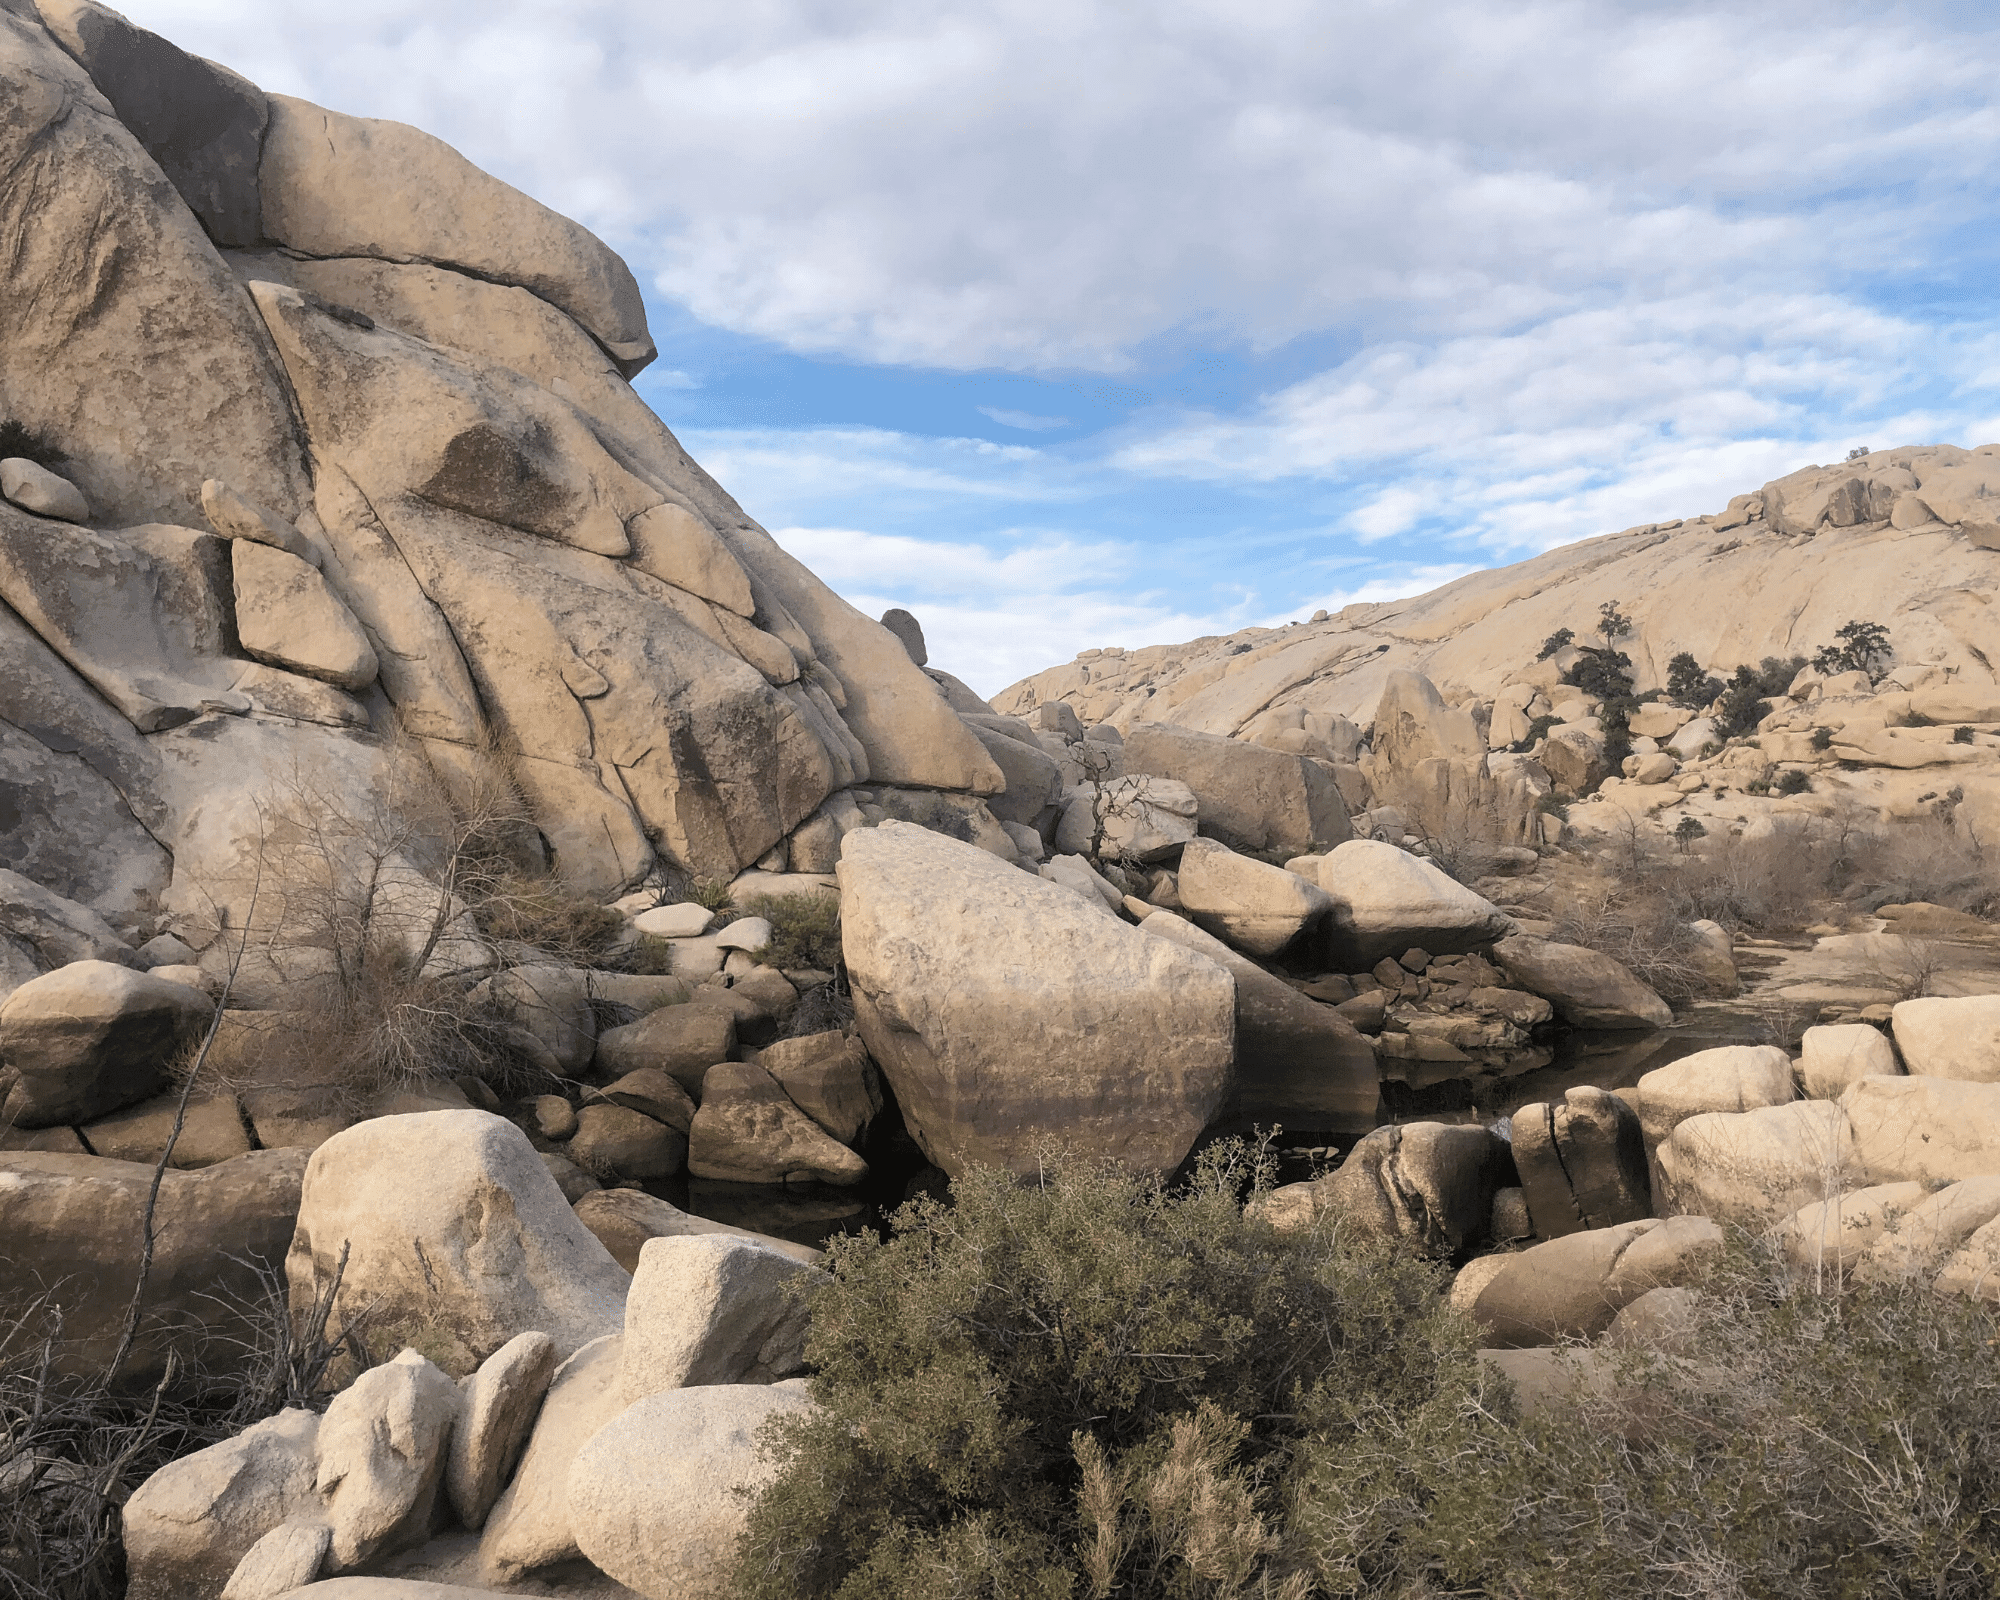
[116,0,2000,694]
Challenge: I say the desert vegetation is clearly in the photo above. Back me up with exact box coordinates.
[731,1147,2000,1600]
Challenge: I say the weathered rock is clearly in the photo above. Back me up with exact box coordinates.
[1603,1286,1703,1356]
[1798,1024,1900,1100]
[122,1407,321,1600]
[1854,1177,2000,1287]
[1267,1122,1511,1255]
[572,1187,822,1272]
[1175,837,1333,957]
[966,718,1066,828]
[879,607,928,665]
[1510,1086,1650,1237]
[0,10,306,527]
[81,1089,253,1169]
[0,960,208,1127]
[231,542,377,690]
[568,1101,687,1181]
[1491,934,1673,1030]
[1141,911,1378,1136]
[1843,1075,2000,1186]
[593,1067,697,1132]
[475,1334,624,1583]
[529,1094,577,1141]
[0,457,87,522]
[1657,1100,1855,1224]
[539,1150,599,1203]
[1121,722,1351,856]
[839,823,1234,1177]
[1780,1181,1928,1276]
[446,1331,558,1532]
[757,1031,881,1146]
[1891,995,2000,1083]
[258,93,654,373]
[315,1349,459,1575]
[201,478,318,563]
[688,1061,868,1186]
[286,1111,629,1373]
[1370,670,1486,772]
[632,902,714,938]
[715,915,772,953]
[1310,841,1511,968]
[1042,852,1124,916]
[586,1000,736,1100]
[219,1521,331,1600]
[1635,1045,1796,1146]
[0,1148,304,1382]
[0,869,134,970]
[1470,1216,1722,1347]
[620,1235,817,1400]
[567,1382,818,1600]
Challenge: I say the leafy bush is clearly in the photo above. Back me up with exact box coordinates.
[1559,644,1633,704]
[741,893,842,971]
[1535,627,1573,661]
[1715,663,1770,738]
[1775,768,1812,795]
[1811,725,1835,751]
[732,1144,1470,1600]
[1511,712,1559,752]
[1813,619,1893,683]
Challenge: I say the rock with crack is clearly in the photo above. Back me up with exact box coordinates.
[1510,1086,1651,1238]
[1262,1122,1512,1255]
[1175,837,1333,957]
[619,1234,818,1400]
[446,1330,559,1532]
[1466,1215,1723,1346]
[1490,934,1672,1030]
[756,1031,882,1147]
[839,822,1235,1177]
[687,1061,868,1186]
[1121,722,1351,857]
[315,1349,460,1575]
[231,542,378,690]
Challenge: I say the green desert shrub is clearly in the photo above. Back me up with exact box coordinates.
[731,1144,1471,1600]
[742,893,842,971]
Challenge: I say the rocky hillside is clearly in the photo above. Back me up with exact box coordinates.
[998,446,2000,848]
[0,0,1004,980]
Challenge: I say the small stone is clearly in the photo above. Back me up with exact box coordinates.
[447,1330,560,1530]
[880,607,928,666]
[632,903,714,938]
[0,457,89,522]
[218,1520,329,1600]
[531,1094,577,1140]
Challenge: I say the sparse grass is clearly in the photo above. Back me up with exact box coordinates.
[688,878,738,915]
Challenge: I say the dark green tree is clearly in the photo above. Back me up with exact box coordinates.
[1812,619,1892,683]
[1666,651,1723,709]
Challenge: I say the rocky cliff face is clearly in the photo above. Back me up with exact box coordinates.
[0,0,1004,956]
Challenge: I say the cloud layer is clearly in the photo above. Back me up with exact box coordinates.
[111,0,2000,691]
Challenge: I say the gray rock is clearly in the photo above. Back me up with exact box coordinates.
[568,1101,688,1181]
[1891,996,2000,1083]
[620,1234,817,1400]
[1121,722,1352,857]
[879,607,927,666]
[573,1188,822,1273]
[1843,1075,2000,1186]
[122,1407,320,1600]
[594,1004,736,1100]
[1175,837,1332,957]
[1635,1045,1795,1147]
[538,1150,600,1203]
[219,1520,330,1600]
[840,823,1234,1177]
[81,1089,253,1169]
[568,1382,818,1600]
[593,1067,697,1132]
[476,1335,625,1584]
[0,456,89,522]
[1798,1023,1900,1099]
[963,717,1066,827]
[0,869,133,970]
[1491,934,1672,1030]
[1308,840,1511,968]
[446,1331,559,1532]
[286,1111,629,1374]
[0,959,209,1128]
[315,1349,460,1575]
[1510,1086,1650,1238]
[200,478,319,564]
[1265,1122,1510,1255]
[688,1061,868,1186]
[1471,1216,1722,1347]
[757,1031,881,1146]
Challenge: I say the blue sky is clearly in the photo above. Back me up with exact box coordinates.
[120,0,2000,693]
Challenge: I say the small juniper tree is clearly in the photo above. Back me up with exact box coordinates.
[1813,619,1892,683]
[1666,651,1723,709]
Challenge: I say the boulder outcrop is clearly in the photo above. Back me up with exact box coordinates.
[838,823,1235,1176]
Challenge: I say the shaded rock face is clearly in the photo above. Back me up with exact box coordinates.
[838,822,1235,1177]
[0,2,1007,928]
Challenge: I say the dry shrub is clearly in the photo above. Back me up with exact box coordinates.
[1550,877,1717,1001]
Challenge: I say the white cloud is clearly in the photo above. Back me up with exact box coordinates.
[979,406,1069,431]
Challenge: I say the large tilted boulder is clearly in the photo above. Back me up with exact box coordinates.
[572,1187,823,1272]
[1121,722,1351,857]
[285,1111,629,1373]
[1466,1216,1723,1347]
[0,960,210,1126]
[1307,841,1511,968]
[1264,1122,1511,1255]
[687,1061,869,1186]
[1510,1086,1650,1237]
[123,1408,322,1600]
[1798,1023,1900,1099]
[1890,996,2000,1083]
[1141,911,1378,1136]
[1490,934,1672,1030]
[0,1148,305,1382]
[568,1382,818,1600]
[315,1349,460,1575]
[1175,837,1333,956]
[619,1235,817,1400]
[446,1331,559,1532]
[838,823,1235,1176]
